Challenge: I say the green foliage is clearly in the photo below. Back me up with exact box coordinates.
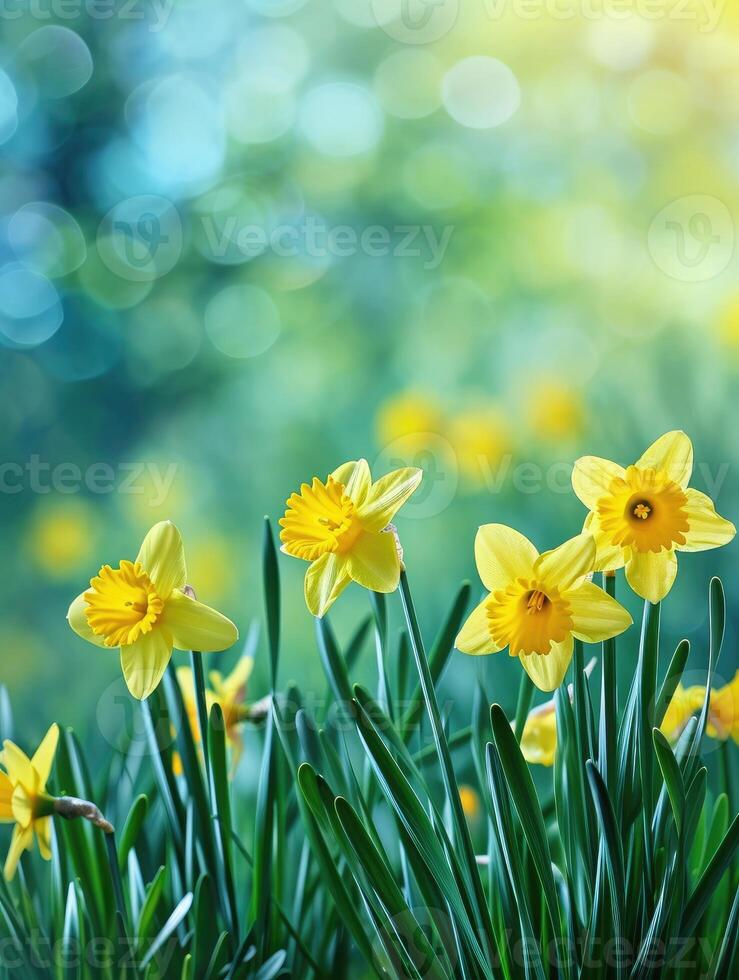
[0,528,736,977]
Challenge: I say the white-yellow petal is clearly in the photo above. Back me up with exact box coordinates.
[331,459,372,508]
[357,467,422,532]
[572,456,625,509]
[536,532,595,592]
[161,590,238,653]
[474,524,538,593]
[679,489,736,553]
[67,591,107,648]
[636,430,693,488]
[519,635,574,693]
[584,511,626,572]
[304,552,351,618]
[625,549,678,604]
[455,596,500,656]
[136,521,187,600]
[567,581,632,644]
[213,656,254,701]
[120,628,173,701]
[35,817,53,861]
[1,741,34,789]
[31,724,59,789]
[346,530,400,593]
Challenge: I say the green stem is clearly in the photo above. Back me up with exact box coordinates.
[513,671,534,745]
[721,739,734,810]
[599,573,618,798]
[398,570,499,968]
[190,649,211,783]
[105,832,127,929]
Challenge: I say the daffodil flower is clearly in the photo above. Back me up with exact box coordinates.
[280,459,422,617]
[0,724,58,880]
[519,701,558,766]
[573,431,735,603]
[174,655,254,775]
[455,526,632,691]
[67,522,239,700]
[661,672,739,743]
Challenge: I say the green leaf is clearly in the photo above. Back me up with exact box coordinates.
[118,794,149,872]
[209,701,239,936]
[652,729,685,836]
[140,892,192,969]
[654,638,691,727]
[137,865,168,953]
[262,517,281,689]
[681,814,739,935]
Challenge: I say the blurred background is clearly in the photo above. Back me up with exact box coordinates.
[0,0,737,765]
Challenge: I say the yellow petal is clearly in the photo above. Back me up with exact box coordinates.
[357,467,423,532]
[120,628,173,700]
[67,591,107,648]
[161,590,238,653]
[346,530,400,593]
[31,724,59,789]
[0,772,13,822]
[455,596,500,656]
[35,817,53,861]
[584,511,626,572]
[519,635,573,692]
[474,524,538,592]
[625,549,677,603]
[136,521,187,599]
[636,430,693,488]
[216,656,254,701]
[11,783,35,828]
[304,552,351,618]
[331,459,372,508]
[572,456,625,509]
[520,706,557,766]
[4,824,33,881]
[567,581,632,644]
[1,741,33,789]
[679,489,736,553]
[536,532,595,592]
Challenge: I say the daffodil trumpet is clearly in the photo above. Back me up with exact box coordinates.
[573,430,735,603]
[456,525,632,692]
[67,521,239,700]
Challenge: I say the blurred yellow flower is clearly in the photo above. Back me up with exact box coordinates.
[526,380,584,443]
[448,407,511,488]
[375,391,444,454]
[519,701,557,767]
[661,672,739,743]
[280,460,422,617]
[716,294,739,350]
[174,655,254,775]
[0,724,58,880]
[27,500,95,578]
[67,522,238,700]
[456,526,631,691]
[573,431,735,603]
[459,784,480,821]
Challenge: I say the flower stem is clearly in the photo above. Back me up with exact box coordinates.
[190,649,211,784]
[720,739,734,810]
[398,570,499,964]
[513,672,534,744]
[599,572,618,797]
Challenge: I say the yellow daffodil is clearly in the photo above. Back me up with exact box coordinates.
[573,431,735,603]
[526,380,584,443]
[455,526,631,691]
[0,724,58,880]
[661,672,739,743]
[375,391,444,453]
[67,522,239,701]
[459,785,481,821]
[280,460,422,617]
[174,655,254,775]
[520,701,557,766]
[448,407,511,489]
